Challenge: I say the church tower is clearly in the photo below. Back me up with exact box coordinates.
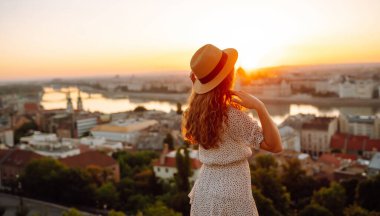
[77,90,83,111]
[66,92,73,113]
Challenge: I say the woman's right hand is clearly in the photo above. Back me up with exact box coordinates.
[231,90,265,111]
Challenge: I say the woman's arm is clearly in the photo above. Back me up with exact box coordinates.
[231,90,283,153]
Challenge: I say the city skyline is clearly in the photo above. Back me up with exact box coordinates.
[1,0,380,80]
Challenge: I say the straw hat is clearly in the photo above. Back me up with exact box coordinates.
[190,44,238,94]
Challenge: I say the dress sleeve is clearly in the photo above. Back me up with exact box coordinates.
[229,108,264,150]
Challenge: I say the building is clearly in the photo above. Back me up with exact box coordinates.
[301,117,338,157]
[75,115,97,137]
[245,79,291,97]
[0,128,13,147]
[79,136,123,151]
[279,126,301,152]
[153,145,202,183]
[60,151,120,182]
[330,133,380,159]
[368,152,380,177]
[0,149,42,188]
[91,118,158,143]
[20,131,80,158]
[339,113,380,139]
[339,78,375,99]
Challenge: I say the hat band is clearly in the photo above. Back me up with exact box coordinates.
[198,52,228,84]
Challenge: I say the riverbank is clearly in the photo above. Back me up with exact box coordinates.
[258,96,380,106]
[105,91,380,107]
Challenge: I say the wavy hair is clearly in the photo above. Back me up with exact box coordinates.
[182,71,241,149]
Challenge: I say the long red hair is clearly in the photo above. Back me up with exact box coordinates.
[182,71,241,149]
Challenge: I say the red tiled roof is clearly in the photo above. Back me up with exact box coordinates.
[302,117,335,130]
[0,149,42,167]
[347,135,368,151]
[24,102,40,112]
[331,133,346,149]
[318,153,340,167]
[365,139,380,151]
[77,144,92,153]
[153,157,202,169]
[60,151,117,169]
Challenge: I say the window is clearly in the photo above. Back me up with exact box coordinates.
[165,168,169,173]
[157,167,160,172]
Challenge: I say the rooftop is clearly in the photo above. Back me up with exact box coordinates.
[60,151,117,169]
[302,117,336,130]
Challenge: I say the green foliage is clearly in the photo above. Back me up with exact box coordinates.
[96,182,119,209]
[344,205,370,216]
[281,158,317,209]
[125,194,152,213]
[163,133,175,151]
[357,174,380,212]
[172,147,192,216]
[170,192,190,216]
[60,168,97,205]
[114,150,158,179]
[252,188,282,216]
[144,201,181,216]
[299,204,333,216]
[253,154,278,170]
[176,102,183,115]
[175,147,192,193]
[62,208,83,216]
[108,210,126,216]
[312,182,346,216]
[134,106,147,112]
[341,178,359,206]
[21,158,67,201]
[251,155,290,215]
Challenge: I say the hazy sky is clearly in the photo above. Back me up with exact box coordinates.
[1,0,380,80]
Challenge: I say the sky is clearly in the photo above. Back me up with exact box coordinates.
[1,0,380,80]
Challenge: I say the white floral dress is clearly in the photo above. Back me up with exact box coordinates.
[189,107,264,216]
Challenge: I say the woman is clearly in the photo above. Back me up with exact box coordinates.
[182,44,282,216]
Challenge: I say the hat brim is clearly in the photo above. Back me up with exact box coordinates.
[192,48,238,94]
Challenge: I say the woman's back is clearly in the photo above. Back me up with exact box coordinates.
[198,107,263,166]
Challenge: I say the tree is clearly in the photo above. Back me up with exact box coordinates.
[281,158,317,209]
[312,182,346,216]
[176,102,183,115]
[172,147,192,216]
[252,154,278,170]
[340,178,359,206]
[21,158,67,201]
[252,188,282,216]
[96,182,119,209]
[357,174,380,212]
[59,168,96,205]
[299,204,333,216]
[144,201,181,216]
[251,155,290,215]
[343,205,370,216]
[134,106,147,112]
[175,147,192,193]
[163,133,175,151]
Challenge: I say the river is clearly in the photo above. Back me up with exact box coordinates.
[41,87,380,125]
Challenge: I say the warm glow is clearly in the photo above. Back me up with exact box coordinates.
[1,0,380,80]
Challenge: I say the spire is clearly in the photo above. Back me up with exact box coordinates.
[77,89,83,111]
[66,92,73,113]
